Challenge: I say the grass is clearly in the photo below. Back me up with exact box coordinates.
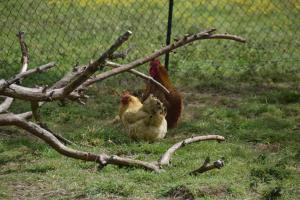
[0,0,300,199]
[1,86,299,199]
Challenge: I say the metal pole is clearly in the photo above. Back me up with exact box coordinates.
[165,0,174,70]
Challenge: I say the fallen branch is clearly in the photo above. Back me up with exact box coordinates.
[0,113,161,172]
[0,112,224,172]
[189,157,225,175]
[0,29,243,173]
[159,135,225,166]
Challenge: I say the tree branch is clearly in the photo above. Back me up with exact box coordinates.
[0,31,29,112]
[0,113,161,172]
[0,98,14,113]
[17,31,29,76]
[158,135,225,166]
[61,30,132,96]
[189,157,225,175]
[205,33,246,42]
[16,111,33,119]
[0,112,225,172]
[81,29,246,87]
[6,62,56,85]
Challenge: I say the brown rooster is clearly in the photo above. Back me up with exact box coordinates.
[143,59,183,128]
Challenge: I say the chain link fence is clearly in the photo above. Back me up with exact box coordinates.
[0,0,299,83]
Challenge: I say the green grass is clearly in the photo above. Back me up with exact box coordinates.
[1,0,300,199]
[1,86,299,199]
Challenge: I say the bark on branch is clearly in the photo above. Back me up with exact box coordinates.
[0,98,14,113]
[189,157,225,175]
[0,31,29,113]
[17,31,29,73]
[61,31,132,96]
[6,62,56,85]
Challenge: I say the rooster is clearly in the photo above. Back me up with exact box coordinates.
[119,92,167,141]
[143,59,183,128]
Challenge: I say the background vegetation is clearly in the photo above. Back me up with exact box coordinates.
[0,0,299,199]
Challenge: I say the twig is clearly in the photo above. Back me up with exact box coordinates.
[6,62,56,85]
[105,61,169,94]
[100,155,161,172]
[189,157,225,175]
[205,33,246,42]
[0,32,29,112]
[17,31,29,75]
[159,135,225,166]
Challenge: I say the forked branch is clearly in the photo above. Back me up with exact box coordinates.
[0,113,159,172]
[159,135,225,166]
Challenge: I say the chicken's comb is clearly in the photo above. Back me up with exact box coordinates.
[150,59,161,67]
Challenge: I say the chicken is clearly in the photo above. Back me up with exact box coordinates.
[143,59,183,128]
[119,92,167,141]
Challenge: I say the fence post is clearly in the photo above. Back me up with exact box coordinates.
[165,0,174,70]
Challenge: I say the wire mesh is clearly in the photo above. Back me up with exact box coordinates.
[0,0,299,82]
